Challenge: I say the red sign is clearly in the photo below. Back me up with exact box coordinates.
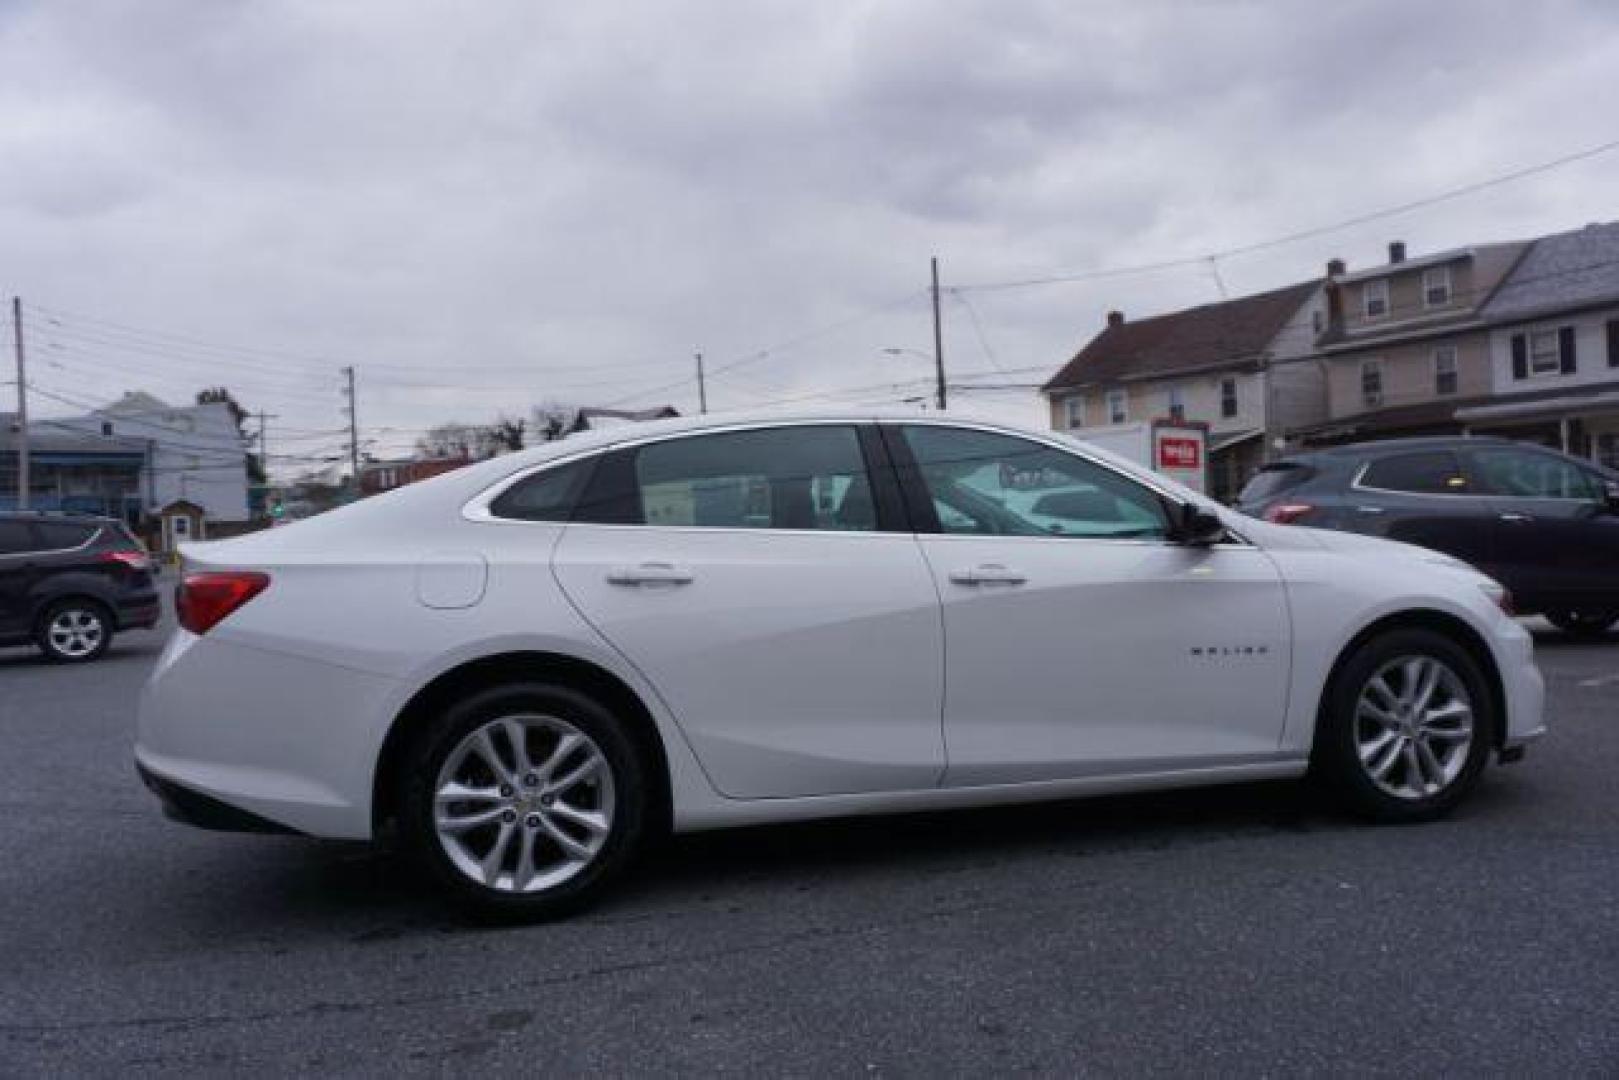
[1157,436,1201,470]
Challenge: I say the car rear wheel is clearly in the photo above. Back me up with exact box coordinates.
[399,682,648,920]
[36,599,112,663]
[1544,609,1617,637]
[1313,628,1492,822]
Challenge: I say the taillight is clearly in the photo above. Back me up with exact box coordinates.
[1264,502,1315,525]
[101,549,152,572]
[176,571,270,635]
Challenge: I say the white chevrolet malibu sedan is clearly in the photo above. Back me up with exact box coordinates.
[138,411,1545,918]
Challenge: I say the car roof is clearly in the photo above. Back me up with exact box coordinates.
[1269,436,1520,466]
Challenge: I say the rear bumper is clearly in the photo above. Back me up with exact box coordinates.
[137,761,302,835]
[117,593,162,630]
[135,630,402,839]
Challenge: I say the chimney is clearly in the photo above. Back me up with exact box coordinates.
[1106,310,1125,328]
[1388,241,1406,264]
[1326,258,1345,278]
[1323,279,1344,334]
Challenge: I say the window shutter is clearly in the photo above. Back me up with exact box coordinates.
[1510,334,1528,379]
[1608,320,1619,368]
[1558,326,1577,374]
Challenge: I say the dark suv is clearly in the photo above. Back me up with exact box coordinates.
[0,513,161,662]
[1238,437,1619,636]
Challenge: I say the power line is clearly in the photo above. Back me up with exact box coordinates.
[953,135,1619,292]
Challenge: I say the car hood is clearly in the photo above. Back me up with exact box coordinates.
[1234,515,1506,589]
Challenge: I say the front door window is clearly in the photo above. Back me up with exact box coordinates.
[899,425,1169,540]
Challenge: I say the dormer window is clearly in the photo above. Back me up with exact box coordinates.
[1363,280,1389,319]
[1423,267,1452,308]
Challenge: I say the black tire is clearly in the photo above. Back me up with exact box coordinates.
[1311,628,1494,823]
[1544,609,1617,637]
[35,598,113,664]
[398,681,649,921]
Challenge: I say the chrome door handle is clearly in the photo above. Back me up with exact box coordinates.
[949,564,1027,586]
[1498,512,1533,524]
[1354,505,1385,514]
[606,562,694,586]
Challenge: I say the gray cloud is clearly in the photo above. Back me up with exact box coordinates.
[2,0,1616,467]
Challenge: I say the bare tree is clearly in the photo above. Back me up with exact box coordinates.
[490,414,526,453]
[530,401,575,443]
[415,423,479,460]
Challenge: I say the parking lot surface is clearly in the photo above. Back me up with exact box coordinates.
[1,613,1616,1075]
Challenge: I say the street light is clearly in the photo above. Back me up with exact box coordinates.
[877,349,934,410]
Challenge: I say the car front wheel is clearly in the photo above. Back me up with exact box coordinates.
[36,599,112,663]
[399,682,648,920]
[1313,628,1493,822]
[1544,609,1617,637]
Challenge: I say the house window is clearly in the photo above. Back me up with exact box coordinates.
[1063,396,1085,429]
[1219,377,1238,418]
[1511,327,1577,378]
[1607,320,1618,368]
[1165,385,1185,421]
[1361,360,1383,408]
[1530,330,1561,375]
[1363,280,1389,319]
[1106,389,1127,424]
[1423,267,1452,308]
[1434,347,1458,395]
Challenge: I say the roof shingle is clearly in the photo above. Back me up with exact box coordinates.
[1042,279,1320,392]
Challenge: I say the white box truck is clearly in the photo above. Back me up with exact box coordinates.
[1070,419,1210,494]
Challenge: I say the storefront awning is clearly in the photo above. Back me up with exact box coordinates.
[1454,389,1619,425]
[1209,429,1262,454]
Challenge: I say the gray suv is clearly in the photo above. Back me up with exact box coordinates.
[0,513,161,661]
[1238,437,1619,636]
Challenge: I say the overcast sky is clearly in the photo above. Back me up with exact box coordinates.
[3,0,1617,474]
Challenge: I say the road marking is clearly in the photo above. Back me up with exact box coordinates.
[1576,673,1619,689]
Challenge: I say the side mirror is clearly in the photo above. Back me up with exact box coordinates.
[1171,501,1227,546]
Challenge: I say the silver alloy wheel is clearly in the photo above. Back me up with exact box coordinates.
[48,608,105,659]
[1354,654,1474,800]
[433,714,616,893]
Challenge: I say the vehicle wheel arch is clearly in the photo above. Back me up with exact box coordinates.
[1319,609,1507,750]
[372,650,673,840]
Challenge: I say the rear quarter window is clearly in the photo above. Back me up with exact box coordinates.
[1239,462,1315,502]
[488,456,599,522]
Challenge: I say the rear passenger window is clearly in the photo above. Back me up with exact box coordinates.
[33,522,97,549]
[0,521,36,555]
[488,457,599,522]
[1358,452,1467,494]
[631,426,876,532]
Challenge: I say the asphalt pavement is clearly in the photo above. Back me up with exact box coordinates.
[1,609,1616,1076]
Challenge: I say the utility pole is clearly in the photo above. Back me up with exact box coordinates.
[255,409,279,514]
[930,257,947,411]
[11,297,28,510]
[341,366,359,494]
[695,351,708,415]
